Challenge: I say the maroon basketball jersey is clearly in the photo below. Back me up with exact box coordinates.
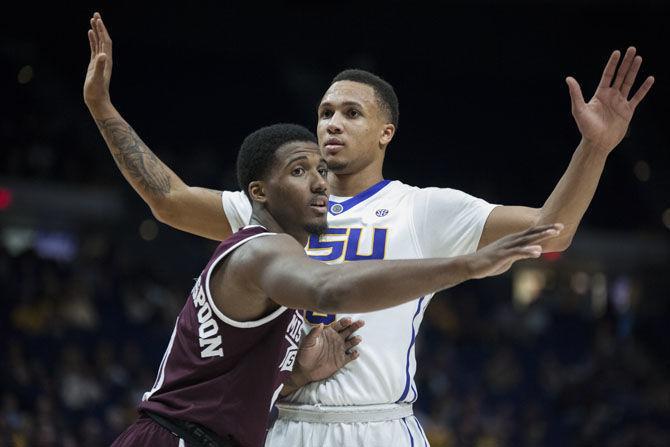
[139,225,304,447]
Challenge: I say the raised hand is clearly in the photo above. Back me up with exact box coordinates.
[294,317,364,384]
[467,223,564,279]
[84,12,113,108]
[566,47,654,153]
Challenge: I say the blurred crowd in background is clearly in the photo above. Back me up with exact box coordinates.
[2,229,669,447]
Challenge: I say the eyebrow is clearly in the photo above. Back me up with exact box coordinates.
[283,155,327,168]
[286,155,307,166]
[284,155,309,167]
[319,100,364,109]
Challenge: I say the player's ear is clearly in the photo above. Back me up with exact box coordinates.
[248,181,267,204]
[379,123,395,148]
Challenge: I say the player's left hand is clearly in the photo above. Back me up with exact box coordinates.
[84,12,113,109]
[295,317,364,384]
[566,47,654,154]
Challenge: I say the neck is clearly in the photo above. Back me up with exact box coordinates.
[330,160,384,197]
[249,204,309,246]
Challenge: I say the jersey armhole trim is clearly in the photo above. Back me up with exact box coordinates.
[204,232,288,328]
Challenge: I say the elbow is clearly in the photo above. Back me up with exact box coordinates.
[149,195,181,227]
[544,234,573,253]
[558,235,573,252]
[150,202,173,225]
[148,187,193,228]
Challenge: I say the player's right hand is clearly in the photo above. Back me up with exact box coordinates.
[84,12,113,108]
[466,223,563,279]
[295,317,364,384]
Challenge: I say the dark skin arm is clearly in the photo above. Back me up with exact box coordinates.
[210,223,563,321]
[211,247,369,396]
[209,225,561,394]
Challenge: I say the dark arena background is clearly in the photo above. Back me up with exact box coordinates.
[1,1,669,446]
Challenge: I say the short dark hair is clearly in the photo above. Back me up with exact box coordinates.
[331,69,399,128]
[236,123,317,198]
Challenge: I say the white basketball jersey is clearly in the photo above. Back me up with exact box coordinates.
[221,180,496,405]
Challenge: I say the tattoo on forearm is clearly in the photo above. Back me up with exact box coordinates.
[95,118,171,197]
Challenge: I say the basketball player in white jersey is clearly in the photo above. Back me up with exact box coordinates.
[84,11,653,446]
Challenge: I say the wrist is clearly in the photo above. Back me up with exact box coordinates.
[289,367,310,388]
[577,138,612,161]
[85,97,115,119]
[280,368,309,397]
[461,255,477,281]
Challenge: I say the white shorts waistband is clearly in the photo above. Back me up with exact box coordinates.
[276,403,414,424]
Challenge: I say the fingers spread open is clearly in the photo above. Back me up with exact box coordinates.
[495,249,540,273]
[329,317,352,333]
[613,47,636,90]
[509,224,562,250]
[519,223,563,238]
[534,223,564,233]
[565,77,585,112]
[338,320,365,340]
[516,228,561,247]
[598,50,621,90]
[517,245,542,258]
[630,75,654,109]
[344,350,360,364]
[621,56,642,99]
[344,336,362,352]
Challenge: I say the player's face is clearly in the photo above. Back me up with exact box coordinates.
[264,141,329,236]
[317,81,392,175]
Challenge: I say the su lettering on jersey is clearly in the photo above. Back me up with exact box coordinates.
[191,277,224,358]
[279,312,304,372]
[306,227,388,263]
[304,227,388,325]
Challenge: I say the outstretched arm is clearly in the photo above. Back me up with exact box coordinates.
[84,12,233,241]
[243,224,562,314]
[478,47,654,252]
